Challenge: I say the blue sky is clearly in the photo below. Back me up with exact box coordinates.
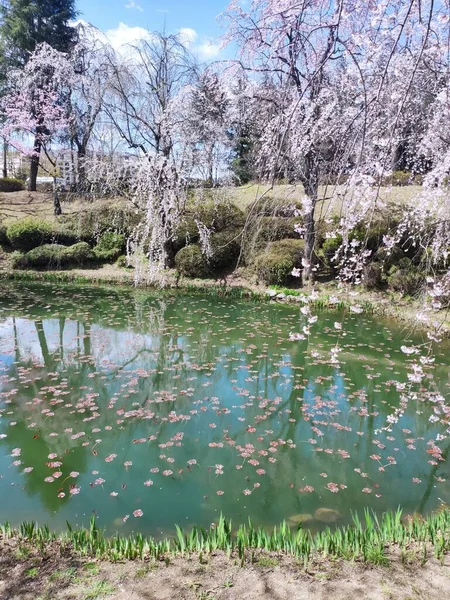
[76,0,230,60]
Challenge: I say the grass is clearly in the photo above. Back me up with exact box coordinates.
[1,509,450,567]
[223,183,422,217]
[83,580,116,600]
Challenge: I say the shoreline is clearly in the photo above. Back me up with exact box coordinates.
[1,265,449,337]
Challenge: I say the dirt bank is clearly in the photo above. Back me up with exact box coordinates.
[1,537,450,600]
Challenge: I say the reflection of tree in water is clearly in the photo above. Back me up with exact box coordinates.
[1,281,450,527]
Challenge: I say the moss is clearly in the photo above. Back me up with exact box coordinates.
[254,239,305,285]
[175,245,210,278]
[7,218,53,251]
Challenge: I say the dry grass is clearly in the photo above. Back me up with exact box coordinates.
[222,183,422,221]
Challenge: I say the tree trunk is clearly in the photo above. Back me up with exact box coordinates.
[163,237,175,269]
[53,177,62,215]
[302,153,319,284]
[2,141,7,178]
[29,135,42,192]
[77,145,87,192]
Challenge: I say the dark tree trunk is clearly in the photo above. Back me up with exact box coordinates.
[163,237,175,268]
[77,145,87,192]
[2,141,7,178]
[29,135,42,191]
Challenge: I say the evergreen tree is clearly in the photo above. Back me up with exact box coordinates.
[0,0,78,69]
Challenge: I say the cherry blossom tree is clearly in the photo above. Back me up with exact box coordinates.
[0,42,74,193]
[221,0,450,283]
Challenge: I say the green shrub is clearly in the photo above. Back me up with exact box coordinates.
[322,235,342,272]
[373,245,406,272]
[363,263,386,290]
[250,217,301,242]
[63,242,95,265]
[0,177,24,192]
[115,255,132,268]
[195,201,245,232]
[93,231,126,263]
[0,224,8,246]
[62,204,141,242]
[380,171,415,186]
[13,242,95,269]
[96,231,126,252]
[209,229,242,271]
[254,239,305,285]
[173,216,200,251]
[51,226,80,246]
[7,218,52,251]
[387,258,425,296]
[175,245,211,278]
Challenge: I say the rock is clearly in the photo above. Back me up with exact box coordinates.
[276,293,286,300]
[314,508,341,523]
[288,513,313,525]
[266,289,277,298]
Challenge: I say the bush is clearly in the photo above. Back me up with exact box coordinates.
[13,242,95,269]
[173,216,200,251]
[96,231,126,252]
[0,177,24,192]
[254,239,305,285]
[175,245,210,278]
[63,242,95,265]
[93,231,126,263]
[209,229,242,271]
[363,263,386,290]
[6,218,52,251]
[0,224,8,246]
[250,217,301,243]
[195,201,245,232]
[322,235,342,272]
[380,171,416,186]
[387,258,425,296]
[62,203,141,242]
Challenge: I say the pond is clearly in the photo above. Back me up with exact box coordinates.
[0,281,449,537]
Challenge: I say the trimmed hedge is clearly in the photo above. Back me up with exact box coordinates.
[6,218,52,251]
[194,201,245,232]
[12,242,95,269]
[387,258,425,296]
[254,239,305,285]
[93,231,126,262]
[175,245,210,278]
[209,229,241,271]
[0,177,24,192]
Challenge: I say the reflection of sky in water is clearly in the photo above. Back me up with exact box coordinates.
[0,282,449,536]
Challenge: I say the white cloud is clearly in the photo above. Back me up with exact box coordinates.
[197,40,222,59]
[105,22,152,51]
[125,1,144,11]
[178,27,198,48]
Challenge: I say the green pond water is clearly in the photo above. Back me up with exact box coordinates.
[0,281,449,537]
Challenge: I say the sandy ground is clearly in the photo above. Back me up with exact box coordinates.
[1,539,450,600]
